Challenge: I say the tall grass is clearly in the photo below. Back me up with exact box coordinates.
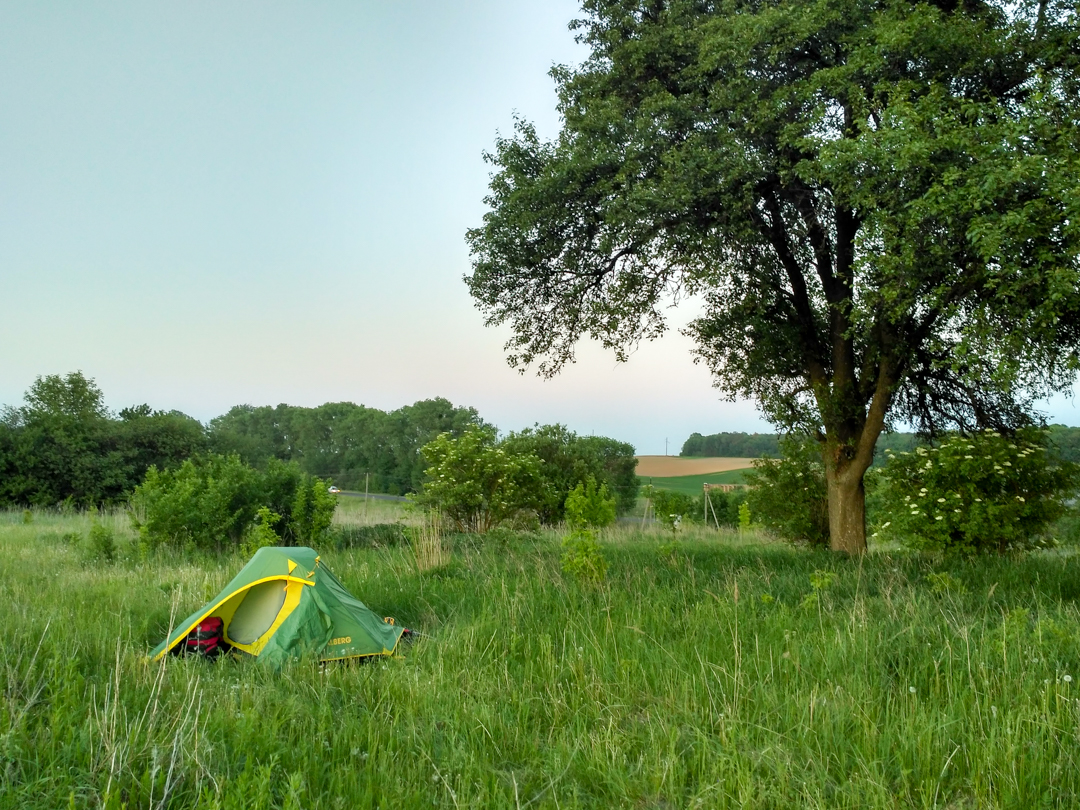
[2,511,1080,807]
[333,495,416,528]
[412,513,449,573]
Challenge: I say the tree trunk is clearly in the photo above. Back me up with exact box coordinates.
[825,463,868,554]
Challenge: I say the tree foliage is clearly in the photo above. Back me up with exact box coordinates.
[500,423,639,520]
[208,398,483,495]
[744,437,830,547]
[467,0,1080,552]
[0,373,206,507]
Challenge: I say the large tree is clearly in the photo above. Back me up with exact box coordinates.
[466,0,1080,552]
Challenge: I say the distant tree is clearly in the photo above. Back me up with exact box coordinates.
[1047,425,1080,465]
[208,398,483,495]
[467,0,1080,553]
[114,406,207,481]
[0,373,118,506]
[20,371,109,423]
[0,374,207,507]
[680,432,780,458]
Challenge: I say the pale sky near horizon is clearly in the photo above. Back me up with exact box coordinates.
[2,2,1078,453]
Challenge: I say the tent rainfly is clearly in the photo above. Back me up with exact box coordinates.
[151,546,404,666]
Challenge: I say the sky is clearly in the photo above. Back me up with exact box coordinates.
[1,2,1078,454]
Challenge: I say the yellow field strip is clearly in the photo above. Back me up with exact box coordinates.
[634,456,757,477]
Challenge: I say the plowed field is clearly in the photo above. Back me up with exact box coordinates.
[634,455,757,477]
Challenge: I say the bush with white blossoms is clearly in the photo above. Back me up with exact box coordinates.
[418,425,544,534]
[876,428,1079,554]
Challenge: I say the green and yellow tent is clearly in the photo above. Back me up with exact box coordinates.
[151,546,404,666]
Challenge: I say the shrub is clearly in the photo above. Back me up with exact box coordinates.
[875,428,1080,554]
[131,454,262,551]
[646,488,700,528]
[560,529,607,583]
[744,437,829,546]
[241,507,282,556]
[130,453,336,552]
[284,471,336,546]
[738,502,753,532]
[87,523,116,562]
[418,426,543,533]
[564,477,616,529]
[702,488,744,528]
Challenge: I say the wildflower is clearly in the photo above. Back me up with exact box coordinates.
[1017,496,1025,502]
[882,522,891,529]
[1003,461,1012,467]
[909,686,916,694]
[991,705,998,719]
[1065,675,1073,684]
[954,509,962,513]
[975,498,982,502]
[937,497,946,503]
[935,515,944,521]
[965,455,973,459]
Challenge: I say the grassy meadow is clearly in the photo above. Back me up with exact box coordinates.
[642,469,750,497]
[3,507,1080,808]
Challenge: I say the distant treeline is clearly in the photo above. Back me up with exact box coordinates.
[681,432,781,458]
[0,372,639,510]
[682,427,1080,463]
[209,400,482,495]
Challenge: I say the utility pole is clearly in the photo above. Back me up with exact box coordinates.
[665,437,668,456]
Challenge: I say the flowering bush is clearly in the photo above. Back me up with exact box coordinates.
[875,428,1079,554]
[418,426,544,533]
